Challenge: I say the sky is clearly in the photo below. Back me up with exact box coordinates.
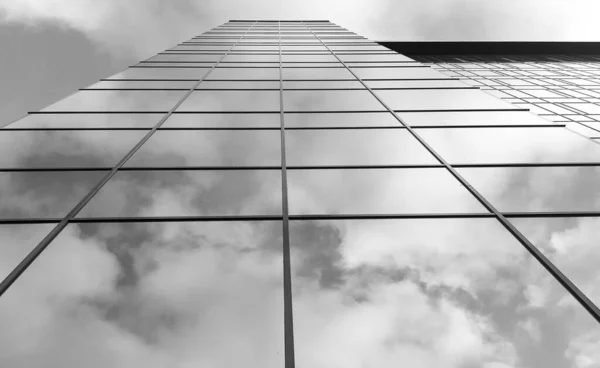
[1,0,600,124]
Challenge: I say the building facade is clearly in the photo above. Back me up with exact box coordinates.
[1,20,600,367]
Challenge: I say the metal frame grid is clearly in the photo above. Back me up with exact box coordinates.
[413,54,600,141]
[1,20,600,367]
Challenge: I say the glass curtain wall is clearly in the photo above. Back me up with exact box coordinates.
[1,20,600,368]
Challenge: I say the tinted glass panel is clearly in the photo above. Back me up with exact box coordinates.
[286,130,436,165]
[0,130,145,168]
[284,90,384,111]
[352,67,450,80]
[7,113,161,129]
[288,168,485,214]
[42,91,186,112]
[78,170,281,217]
[0,224,54,280]
[207,68,280,80]
[107,68,211,80]
[290,218,600,368]
[285,112,400,127]
[377,89,518,111]
[419,127,600,164]
[0,221,284,367]
[283,68,355,80]
[397,111,553,127]
[164,113,280,128]
[178,91,279,112]
[0,171,105,218]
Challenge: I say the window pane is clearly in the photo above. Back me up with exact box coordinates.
[419,127,600,164]
[7,113,161,129]
[0,221,284,367]
[107,67,212,80]
[283,80,363,89]
[281,54,339,62]
[78,170,281,217]
[87,80,195,89]
[196,81,280,89]
[126,130,280,167]
[285,112,400,127]
[0,171,105,218]
[336,53,414,62]
[288,168,484,214]
[164,113,280,128]
[290,218,600,368]
[0,130,145,168]
[147,54,223,62]
[397,111,553,127]
[222,54,280,62]
[352,67,450,80]
[284,90,384,111]
[42,90,186,112]
[286,130,436,165]
[377,89,518,111]
[458,166,600,212]
[0,224,54,280]
[366,79,472,89]
[207,68,280,80]
[177,90,279,112]
[282,68,355,80]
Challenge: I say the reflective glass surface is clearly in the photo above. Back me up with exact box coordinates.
[0,171,106,218]
[377,89,519,111]
[7,113,162,129]
[207,68,280,80]
[0,224,54,280]
[352,67,450,80]
[286,129,436,165]
[288,169,485,214]
[285,112,400,127]
[178,90,279,111]
[87,80,195,89]
[419,127,600,164]
[366,79,472,89]
[77,171,282,217]
[282,68,355,80]
[290,218,600,368]
[0,130,145,168]
[163,113,280,128]
[107,68,212,80]
[0,221,284,367]
[397,111,553,127]
[458,166,600,212]
[42,91,186,112]
[126,130,280,167]
[284,90,384,111]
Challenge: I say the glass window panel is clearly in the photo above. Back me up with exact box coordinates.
[178,90,279,112]
[282,68,355,80]
[511,217,600,310]
[283,63,344,68]
[0,224,54,280]
[288,168,484,215]
[565,103,600,114]
[352,67,449,80]
[283,90,384,111]
[397,111,552,126]
[232,45,279,51]
[77,170,281,217]
[377,89,519,111]
[337,53,414,62]
[458,166,600,212]
[196,81,279,89]
[164,113,280,128]
[169,45,230,51]
[222,54,280,62]
[42,90,186,112]
[286,129,436,165]
[107,68,212,80]
[207,68,280,80]
[366,79,472,89]
[136,62,215,68]
[0,221,283,367]
[0,130,145,168]
[285,112,400,127]
[7,113,161,129]
[147,54,223,62]
[126,130,280,167]
[0,171,105,218]
[281,54,339,62]
[219,62,279,68]
[290,218,600,368]
[283,80,363,89]
[419,127,600,164]
[87,80,195,89]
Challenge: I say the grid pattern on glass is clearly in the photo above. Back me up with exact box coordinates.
[1,19,600,368]
[414,54,600,139]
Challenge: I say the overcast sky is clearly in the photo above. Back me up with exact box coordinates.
[1,0,600,124]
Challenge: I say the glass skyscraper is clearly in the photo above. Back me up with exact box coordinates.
[1,19,600,368]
